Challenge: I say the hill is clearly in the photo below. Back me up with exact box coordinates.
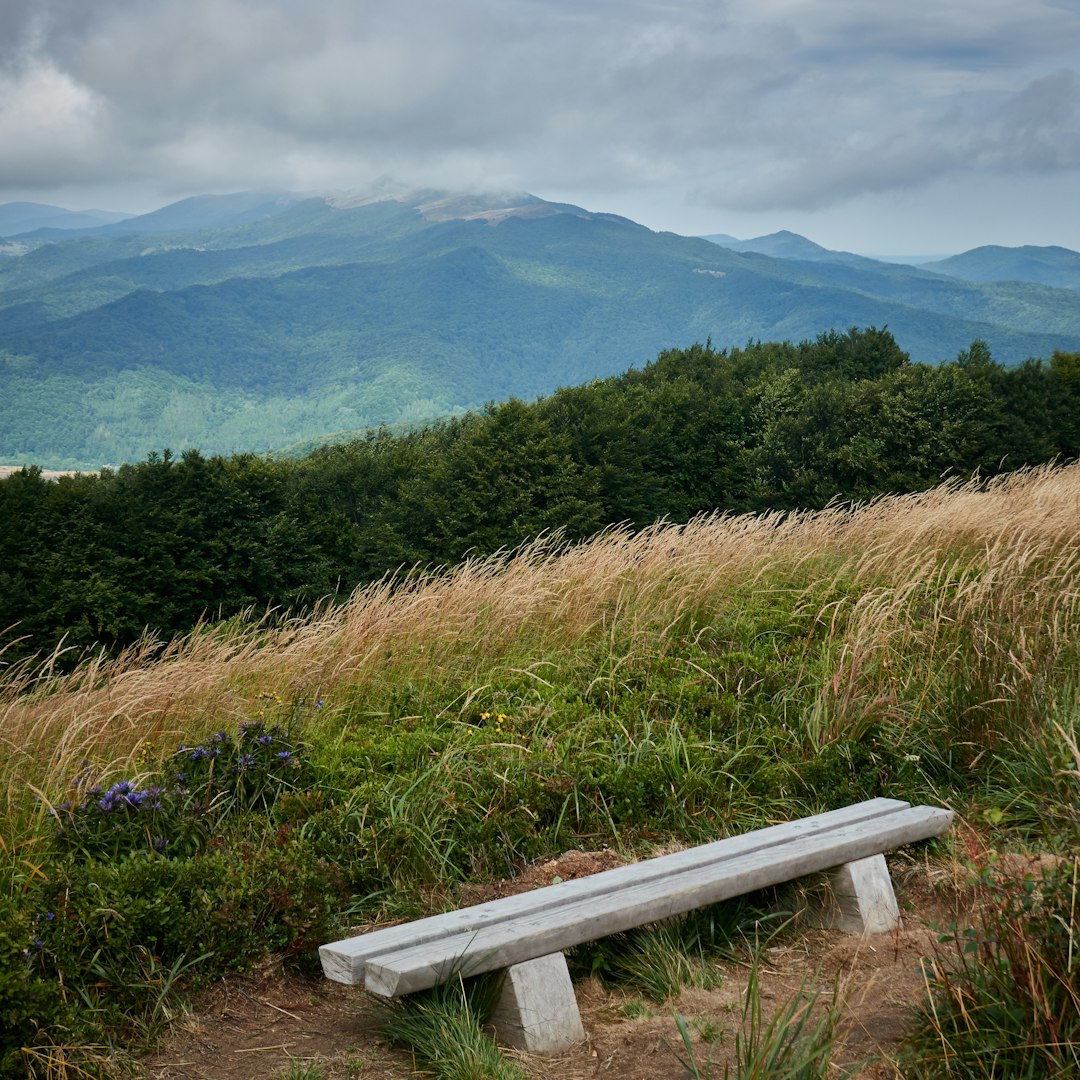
[2,191,1080,467]
[3,461,1079,1076]
[0,202,133,237]
[922,244,1080,290]
[706,228,871,265]
[3,328,1078,664]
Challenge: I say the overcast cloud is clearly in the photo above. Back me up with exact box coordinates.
[2,0,1079,253]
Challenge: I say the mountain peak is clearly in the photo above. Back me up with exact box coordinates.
[326,187,605,226]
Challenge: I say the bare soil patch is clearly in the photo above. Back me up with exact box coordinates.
[142,851,972,1080]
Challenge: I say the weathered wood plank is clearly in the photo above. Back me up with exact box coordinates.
[364,804,953,997]
[320,797,912,984]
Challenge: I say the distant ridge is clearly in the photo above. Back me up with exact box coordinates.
[922,244,1080,290]
[0,202,133,237]
[10,191,308,240]
[705,229,882,266]
[699,232,740,247]
[703,230,1080,287]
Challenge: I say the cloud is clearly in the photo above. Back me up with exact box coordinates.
[979,70,1080,170]
[1,0,1079,226]
[0,51,108,186]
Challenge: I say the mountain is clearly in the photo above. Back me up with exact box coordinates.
[706,229,902,268]
[921,245,1080,290]
[0,202,133,237]
[5,191,307,240]
[88,191,308,235]
[2,190,1079,468]
[699,231,740,247]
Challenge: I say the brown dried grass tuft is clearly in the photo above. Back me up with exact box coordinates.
[3,462,1079,809]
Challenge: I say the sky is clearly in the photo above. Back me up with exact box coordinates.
[2,0,1079,256]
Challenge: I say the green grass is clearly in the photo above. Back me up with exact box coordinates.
[277,1063,328,1080]
[378,975,527,1080]
[2,465,1079,1075]
[667,965,851,1080]
[901,723,1080,1078]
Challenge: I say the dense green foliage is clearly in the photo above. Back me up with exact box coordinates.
[3,329,1078,664]
[3,193,1080,467]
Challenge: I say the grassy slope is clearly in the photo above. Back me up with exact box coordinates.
[6,462,1079,846]
[1,463,1078,1072]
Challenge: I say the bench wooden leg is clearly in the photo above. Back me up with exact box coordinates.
[810,853,901,933]
[487,952,585,1055]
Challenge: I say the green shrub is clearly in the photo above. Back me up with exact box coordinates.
[25,825,345,1045]
[49,718,310,863]
[0,896,67,1079]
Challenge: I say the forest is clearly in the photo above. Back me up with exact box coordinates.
[3,326,1078,664]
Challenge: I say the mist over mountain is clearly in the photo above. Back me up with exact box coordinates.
[2,190,1078,468]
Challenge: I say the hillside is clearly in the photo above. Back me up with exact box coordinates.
[2,191,1080,467]
[3,462,1078,1076]
[706,228,871,265]
[708,230,1080,288]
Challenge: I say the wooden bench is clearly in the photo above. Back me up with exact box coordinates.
[320,797,953,1055]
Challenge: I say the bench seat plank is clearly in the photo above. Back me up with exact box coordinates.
[364,804,952,997]
[320,797,915,984]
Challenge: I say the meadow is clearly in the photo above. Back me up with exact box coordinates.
[2,462,1078,1078]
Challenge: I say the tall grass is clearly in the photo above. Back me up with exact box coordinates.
[6,463,1077,808]
[4,463,1079,879]
[378,974,527,1080]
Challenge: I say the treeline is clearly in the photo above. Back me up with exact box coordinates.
[3,327,1079,663]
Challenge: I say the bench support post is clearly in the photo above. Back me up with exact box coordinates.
[811,853,901,933]
[487,952,585,1056]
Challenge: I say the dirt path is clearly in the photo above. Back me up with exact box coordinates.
[142,852,967,1080]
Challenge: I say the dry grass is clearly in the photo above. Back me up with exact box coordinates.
[3,462,1079,816]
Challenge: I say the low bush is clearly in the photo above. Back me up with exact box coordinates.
[0,896,69,1079]
[904,725,1080,1078]
[905,856,1080,1078]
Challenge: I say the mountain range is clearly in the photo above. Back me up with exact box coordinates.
[0,202,134,236]
[2,189,1078,468]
